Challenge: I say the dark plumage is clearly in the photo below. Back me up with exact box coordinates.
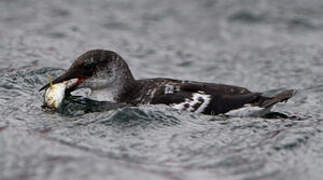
[40,49,295,116]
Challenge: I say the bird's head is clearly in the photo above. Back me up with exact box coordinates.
[39,49,134,94]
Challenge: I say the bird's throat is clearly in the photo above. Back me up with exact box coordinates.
[88,88,118,102]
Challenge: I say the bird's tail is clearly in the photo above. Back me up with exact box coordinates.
[260,89,296,108]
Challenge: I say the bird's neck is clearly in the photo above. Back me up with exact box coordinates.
[88,80,140,103]
[89,66,138,103]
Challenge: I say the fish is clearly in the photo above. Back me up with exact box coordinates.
[43,74,68,109]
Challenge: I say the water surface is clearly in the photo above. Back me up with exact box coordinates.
[1,0,323,179]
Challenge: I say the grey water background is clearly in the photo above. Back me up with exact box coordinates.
[1,0,323,179]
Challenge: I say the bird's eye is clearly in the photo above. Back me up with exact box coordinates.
[81,61,96,77]
[83,62,94,70]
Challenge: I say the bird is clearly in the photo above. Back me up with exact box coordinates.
[39,49,295,116]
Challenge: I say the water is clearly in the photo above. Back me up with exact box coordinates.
[1,0,323,179]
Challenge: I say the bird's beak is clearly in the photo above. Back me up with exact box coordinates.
[39,71,85,92]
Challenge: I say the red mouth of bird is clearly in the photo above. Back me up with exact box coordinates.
[66,77,85,90]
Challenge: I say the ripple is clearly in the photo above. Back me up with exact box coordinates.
[228,10,266,23]
[1,0,323,179]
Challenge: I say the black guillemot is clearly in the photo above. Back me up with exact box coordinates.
[40,49,295,116]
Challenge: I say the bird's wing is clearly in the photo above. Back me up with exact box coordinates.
[149,81,263,114]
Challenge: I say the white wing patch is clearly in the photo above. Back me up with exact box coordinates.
[171,92,211,113]
[164,84,180,94]
[149,88,157,99]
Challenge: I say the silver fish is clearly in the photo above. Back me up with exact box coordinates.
[43,74,77,109]
[44,82,67,109]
